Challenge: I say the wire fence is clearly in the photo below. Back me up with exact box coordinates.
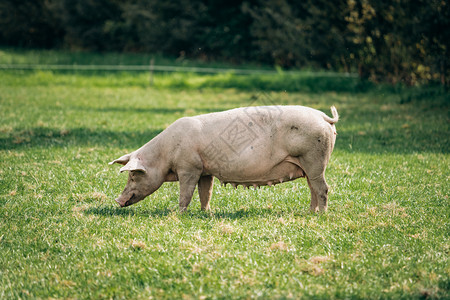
[0,63,358,77]
[0,63,275,74]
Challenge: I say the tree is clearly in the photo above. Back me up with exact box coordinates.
[0,0,63,48]
[0,0,448,86]
[55,0,123,51]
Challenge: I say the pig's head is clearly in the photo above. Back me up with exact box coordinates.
[109,153,164,207]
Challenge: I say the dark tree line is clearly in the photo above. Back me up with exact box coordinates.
[1,0,448,85]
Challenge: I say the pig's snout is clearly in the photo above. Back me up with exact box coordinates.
[115,193,136,207]
[115,197,125,207]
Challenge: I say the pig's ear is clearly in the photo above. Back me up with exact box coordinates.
[119,159,147,173]
[109,153,132,166]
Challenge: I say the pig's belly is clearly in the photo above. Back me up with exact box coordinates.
[203,156,306,188]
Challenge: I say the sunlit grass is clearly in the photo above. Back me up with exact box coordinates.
[0,52,449,298]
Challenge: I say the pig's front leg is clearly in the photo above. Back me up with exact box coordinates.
[178,170,202,212]
[198,175,214,211]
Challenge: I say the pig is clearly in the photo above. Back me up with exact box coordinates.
[109,105,338,212]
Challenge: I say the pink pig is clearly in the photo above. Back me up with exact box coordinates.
[110,105,338,212]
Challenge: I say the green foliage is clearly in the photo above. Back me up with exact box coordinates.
[344,0,450,86]
[1,1,449,85]
[0,0,63,48]
[0,49,449,298]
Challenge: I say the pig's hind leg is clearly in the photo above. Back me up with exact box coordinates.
[299,152,330,212]
[306,175,329,212]
[307,177,319,212]
[198,175,214,211]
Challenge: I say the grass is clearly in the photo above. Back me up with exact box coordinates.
[0,49,449,299]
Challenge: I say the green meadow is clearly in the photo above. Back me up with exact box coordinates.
[0,49,449,299]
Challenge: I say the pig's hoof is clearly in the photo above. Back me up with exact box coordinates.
[310,206,319,213]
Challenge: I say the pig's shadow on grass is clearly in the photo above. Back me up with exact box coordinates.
[78,106,225,115]
[3,121,448,154]
[0,127,164,150]
[0,108,226,151]
[84,206,174,218]
[85,205,307,219]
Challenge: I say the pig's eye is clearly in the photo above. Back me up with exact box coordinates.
[130,170,145,181]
